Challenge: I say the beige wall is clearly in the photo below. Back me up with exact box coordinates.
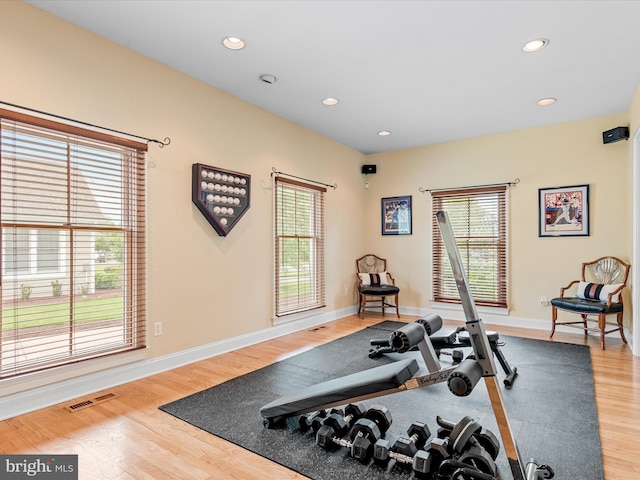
[364,113,632,327]
[2,1,366,359]
[1,0,636,367]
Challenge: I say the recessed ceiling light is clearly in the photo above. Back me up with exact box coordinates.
[322,98,339,106]
[222,36,245,50]
[536,97,557,106]
[377,131,392,136]
[259,74,277,84]
[523,38,549,52]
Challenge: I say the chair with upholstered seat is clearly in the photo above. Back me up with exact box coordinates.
[356,254,400,318]
[550,256,630,349]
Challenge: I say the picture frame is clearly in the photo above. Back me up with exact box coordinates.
[381,195,412,235]
[192,163,251,237]
[538,184,589,237]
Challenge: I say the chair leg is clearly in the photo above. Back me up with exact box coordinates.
[394,293,399,318]
[359,294,366,319]
[581,314,589,337]
[618,311,628,344]
[598,314,606,350]
[381,296,386,316]
[550,306,557,338]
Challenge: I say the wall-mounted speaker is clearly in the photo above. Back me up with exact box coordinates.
[361,164,377,174]
[602,126,629,144]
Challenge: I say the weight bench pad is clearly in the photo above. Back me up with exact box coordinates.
[260,358,419,419]
[429,331,458,348]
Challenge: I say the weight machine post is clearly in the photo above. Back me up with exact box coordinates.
[436,211,527,480]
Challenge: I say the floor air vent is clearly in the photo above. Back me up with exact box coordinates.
[64,392,118,412]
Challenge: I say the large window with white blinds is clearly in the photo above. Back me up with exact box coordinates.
[274,177,325,317]
[0,110,146,379]
[432,186,508,308]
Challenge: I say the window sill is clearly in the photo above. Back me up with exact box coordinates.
[430,301,510,317]
[273,307,327,326]
[0,348,147,398]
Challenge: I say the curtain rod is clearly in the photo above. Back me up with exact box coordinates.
[419,177,520,194]
[0,100,171,148]
[271,167,337,190]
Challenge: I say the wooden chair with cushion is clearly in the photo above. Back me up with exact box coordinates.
[356,254,400,318]
[550,256,630,349]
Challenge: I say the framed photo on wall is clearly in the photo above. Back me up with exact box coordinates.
[538,184,590,237]
[382,195,412,235]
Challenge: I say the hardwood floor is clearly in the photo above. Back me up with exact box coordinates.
[1,314,639,479]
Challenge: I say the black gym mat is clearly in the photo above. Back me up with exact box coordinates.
[159,321,603,480]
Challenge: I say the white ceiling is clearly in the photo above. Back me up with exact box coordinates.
[26,0,640,154]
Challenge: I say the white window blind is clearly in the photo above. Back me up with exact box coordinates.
[432,186,508,308]
[274,177,325,317]
[0,110,146,379]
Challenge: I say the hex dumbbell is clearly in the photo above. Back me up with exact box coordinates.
[424,436,451,466]
[360,404,393,435]
[316,404,393,462]
[298,410,327,432]
[317,417,382,462]
[393,421,431,457]
[373,438,435,475]
[438,349,464,364]
[319,402,367,437]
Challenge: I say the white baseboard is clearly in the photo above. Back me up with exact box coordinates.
[405,305,633,344]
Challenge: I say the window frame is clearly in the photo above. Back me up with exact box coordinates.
[273,176,326,318]
[431,185,508,309]
[0,108,147,379]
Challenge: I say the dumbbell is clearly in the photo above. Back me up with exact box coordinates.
[316,404,393,462]
[393,421,431,457]
[373,438,435,475]
[317,418,381,462]
[298,409,327,432]
[359,404,393,436]
[424,437,451,466]
[438,349,464,364]
[318,402,367,437]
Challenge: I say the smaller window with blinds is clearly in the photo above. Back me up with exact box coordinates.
[432,186,508,308]
[274,177,325,317]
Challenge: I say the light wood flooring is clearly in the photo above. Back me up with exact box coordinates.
[1,314,639,479]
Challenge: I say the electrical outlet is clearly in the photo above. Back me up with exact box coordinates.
[540,296,549,306]
[154,322,162,336]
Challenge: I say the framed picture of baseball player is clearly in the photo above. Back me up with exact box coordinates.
[538,184,590,237]
[381,195,412,235]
